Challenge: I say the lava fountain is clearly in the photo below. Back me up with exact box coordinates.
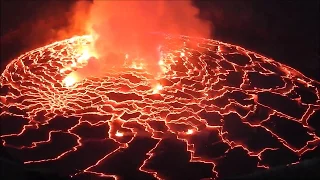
[1,34,319,179]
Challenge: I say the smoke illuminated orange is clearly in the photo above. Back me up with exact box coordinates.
[86,0,212,78]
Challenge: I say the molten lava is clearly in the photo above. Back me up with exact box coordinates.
[0,34,319,179]
[115,131,124,137]
[152,84,163,94]
[63,72,79,87]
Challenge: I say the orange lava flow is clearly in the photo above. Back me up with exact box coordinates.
[1,34,319,179]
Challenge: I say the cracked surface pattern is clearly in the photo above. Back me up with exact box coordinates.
[1,34,319,179]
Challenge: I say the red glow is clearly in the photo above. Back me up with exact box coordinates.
[84,1,212,78]
[1,35,319,179]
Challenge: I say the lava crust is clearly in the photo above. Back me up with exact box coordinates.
[1,34,319,180]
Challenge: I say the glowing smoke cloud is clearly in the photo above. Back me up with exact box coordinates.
[76,1,212,78]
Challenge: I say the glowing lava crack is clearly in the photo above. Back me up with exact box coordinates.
[1,34,320,180]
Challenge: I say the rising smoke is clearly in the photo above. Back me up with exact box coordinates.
[2,1,212,84]
[1,0,91,69]
[85,0,212,73]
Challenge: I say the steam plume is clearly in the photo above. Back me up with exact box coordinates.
[87,0,212,70]
[62,0,213,87]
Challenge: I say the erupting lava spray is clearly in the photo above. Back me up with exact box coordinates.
[1,1,320,180]
[66,0,212,86]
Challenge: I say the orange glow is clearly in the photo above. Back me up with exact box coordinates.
[152,84,163,94]
[77,48,91,63]
[158,59,165,67]
[186,129,194,135]
[130,61,144,70]
[82,0,212,79]
[158,59,168,73]
[115,131,124,137]
[1,35,319,179]
[71,61,77,67]
[59,68,66,73]
[63,72,79,87]
[77,42,98,64]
